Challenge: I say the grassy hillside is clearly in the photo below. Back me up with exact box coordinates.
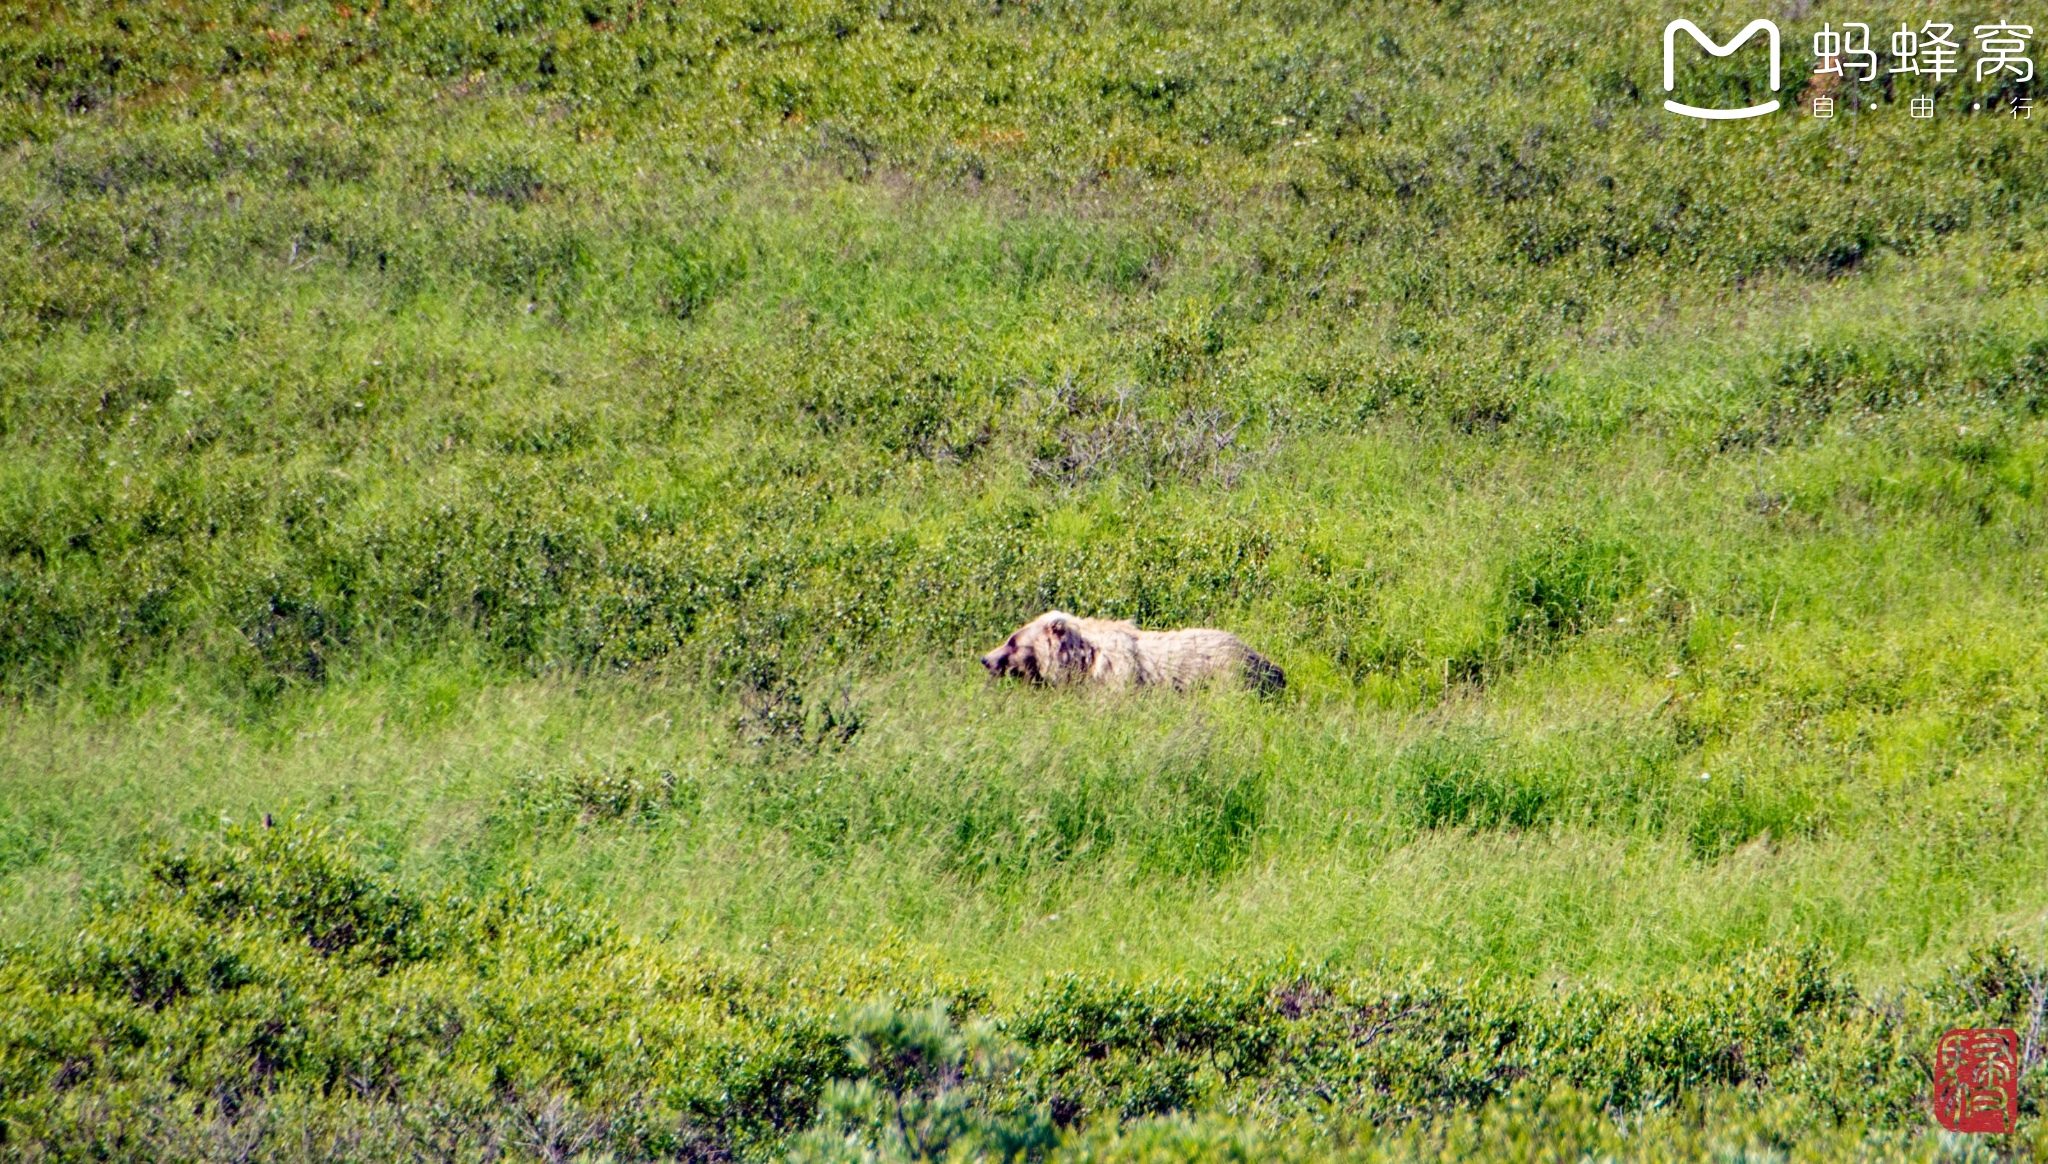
[6,0,2048,1157]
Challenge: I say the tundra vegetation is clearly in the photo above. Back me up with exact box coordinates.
[4,0,2048,1158]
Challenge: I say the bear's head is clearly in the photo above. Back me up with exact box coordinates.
[982,611,1096,684]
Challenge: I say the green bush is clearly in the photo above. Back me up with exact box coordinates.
[9,830,2038,1161]
[791,1001,1056,1164]
[1395,731,1556,832]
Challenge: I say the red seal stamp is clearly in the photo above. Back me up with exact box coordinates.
[1932,1028,2020,1134]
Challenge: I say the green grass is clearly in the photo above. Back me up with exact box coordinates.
[5,654,2045,991]
[7,0,2048,1157]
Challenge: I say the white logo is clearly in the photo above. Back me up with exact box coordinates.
[1664,19,1782,120]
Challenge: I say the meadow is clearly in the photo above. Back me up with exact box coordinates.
[6,0,2048,1157]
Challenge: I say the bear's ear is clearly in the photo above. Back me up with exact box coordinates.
[1050,617,1094,673]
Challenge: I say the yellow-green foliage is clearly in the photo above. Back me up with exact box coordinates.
[7,0,2048,696]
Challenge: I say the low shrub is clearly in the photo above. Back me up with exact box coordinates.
[3,828,2042,1160]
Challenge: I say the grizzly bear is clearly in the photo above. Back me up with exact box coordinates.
[980,611,1285,694]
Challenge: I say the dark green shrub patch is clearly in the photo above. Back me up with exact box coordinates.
[1395,731,1558,833]
[1001,947,1941,1129]
[1494,529,1641,652]
[1,829,888,1160]
[497,760,700,830]
[2,830,2038,1160]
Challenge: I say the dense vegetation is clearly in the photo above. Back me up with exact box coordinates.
[5,826,2044,1161]
[6,0,2048,1156]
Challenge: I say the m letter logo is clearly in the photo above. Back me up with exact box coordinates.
[1663,19,1782,119]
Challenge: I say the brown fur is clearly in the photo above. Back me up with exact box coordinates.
[980,611,1284,694]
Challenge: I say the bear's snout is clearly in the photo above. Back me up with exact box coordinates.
[981,646,1007,674]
